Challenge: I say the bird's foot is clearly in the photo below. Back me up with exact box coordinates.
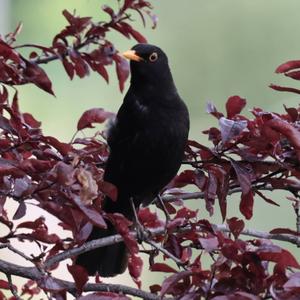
[130,197,151,243]
[135,219,151,243]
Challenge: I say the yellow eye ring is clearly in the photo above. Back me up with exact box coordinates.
[149,52,158,62]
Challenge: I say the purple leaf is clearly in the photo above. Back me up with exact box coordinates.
[240,190,254,220]
[67,264,88,295]
[227,217,245,239]
[77,108,115,131]
[226,95,246,119]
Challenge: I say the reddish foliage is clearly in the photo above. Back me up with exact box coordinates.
[77,108,115,131]
[67,264,88,295]
[1,1,300,300]
[0,0,154,93]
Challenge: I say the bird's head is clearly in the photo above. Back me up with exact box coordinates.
[122,43,173,89]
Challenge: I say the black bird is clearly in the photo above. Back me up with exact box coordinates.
[76,43,190,276]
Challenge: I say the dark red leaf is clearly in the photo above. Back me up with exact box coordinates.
[285,70,300,80]
[31,228,60,244]
[151,263,177,273]
[226,95,246,119]
[120,22,147,43]
[62,58,75,80]
[227,217,245,239]
[231,160,254,195]
[267,119,300,150]
[205,169,218,215]
[128,254,143,287]
[171,169,204,189]
[62,9,91,30]
[77,108,115,130]
[0,280,11,289]
[23,113,42,128]
[181,247,192,263]
[113,55,130,92]
[62,9,76,24]
[128,27,147,43]
[259,249,300,269]
[270,84,300,95]
[284,105,298,122]
[21,279,40,297]
[240,190,254,220]
[94,64,109,83]
[43,136,72,156]
[110,213,138,253]
[20,159,53,173]
[270,228,299,235]
[72,195,107,229]
[98,181,118,202]
[24,60,55,95]
[160,270,192,297]
[138,207,164,228]
[17,216,45,229]
[203,127,222,145]
[102,5,115,18]
[150,284,161,294]
[175,207,198,219]
[275,60,300,73]
[0,41,21,63]
[67,265,88,295]
[70,50,89,78]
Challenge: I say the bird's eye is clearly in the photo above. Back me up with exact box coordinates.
[149,52,158,62]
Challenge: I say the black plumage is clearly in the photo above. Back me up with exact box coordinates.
[76,43,190,276]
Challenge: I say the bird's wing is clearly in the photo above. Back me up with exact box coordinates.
[104,93,148,184]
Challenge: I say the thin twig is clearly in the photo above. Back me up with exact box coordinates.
[6,273,21,300]
[0,243,33,262]
[145,239,187,269]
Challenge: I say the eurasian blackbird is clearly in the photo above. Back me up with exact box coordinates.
[76,43,190,276]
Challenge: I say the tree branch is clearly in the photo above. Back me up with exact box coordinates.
[145,239,187,269]
[0,243,34,263]
[162,181,300,204]
[43,222,300,272]
[0,259,164,300]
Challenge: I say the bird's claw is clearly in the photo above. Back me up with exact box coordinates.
[135,221,151,243]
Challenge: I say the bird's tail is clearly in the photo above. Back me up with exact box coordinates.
[75,221,128,277]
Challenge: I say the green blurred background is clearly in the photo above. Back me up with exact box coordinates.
[1,0,300,294]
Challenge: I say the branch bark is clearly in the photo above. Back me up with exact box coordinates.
[162,183,299,203]
[0,259,164,300]
[44,223,300,271]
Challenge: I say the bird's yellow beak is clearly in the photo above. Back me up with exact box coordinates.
[122,50,144,62]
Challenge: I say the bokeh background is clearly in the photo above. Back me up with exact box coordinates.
[1,0,300,296]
